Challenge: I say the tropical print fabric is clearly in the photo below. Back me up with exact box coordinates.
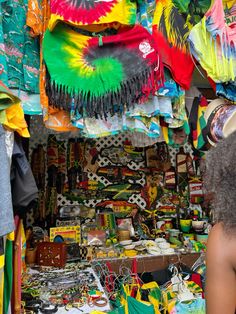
[0,0,40,93]
[43,24,163,119]
[137,0,156,33]
[48,0,140,30]
[71,96,162,138]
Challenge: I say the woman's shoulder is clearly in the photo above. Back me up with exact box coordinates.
[207,223,236,267]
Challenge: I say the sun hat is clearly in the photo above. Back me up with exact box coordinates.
[203,98,236,146]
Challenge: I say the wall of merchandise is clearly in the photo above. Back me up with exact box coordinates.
[26,116,202,239]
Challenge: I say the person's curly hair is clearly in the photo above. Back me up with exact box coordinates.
[204,130,236,230]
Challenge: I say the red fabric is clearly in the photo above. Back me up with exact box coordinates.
[152,28,194,90]
[191,273,204,298]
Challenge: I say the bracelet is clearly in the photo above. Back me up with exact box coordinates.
[40,304,58,313]
[93,297,108,307]
[25,299,42,313]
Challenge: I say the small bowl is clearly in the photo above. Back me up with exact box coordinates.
[162,248,175,255]
[155,238,166,244]
[124,250,137,257]
[133,240,142,246]
[142,240,157,248]
[120,240,133,246]
[158,242,170,250]
[147,248,161,256]
[124,244,135,250]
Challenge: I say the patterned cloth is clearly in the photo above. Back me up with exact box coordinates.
[0,81,30,138]
[10,89,42,115]
[43,24,163,118]
[48,0,141,31]
[152,0,210,90]
[0,0,40,93]
[71,96,162,138]
[188,0,236,83]
[0,125,14,237]
[216,81,236,103]
[137,0,156,33]
[152,0,194,89]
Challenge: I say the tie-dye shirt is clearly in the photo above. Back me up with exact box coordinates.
[48,0,141,31]
[189,0,236,83]
[0,0,40,93]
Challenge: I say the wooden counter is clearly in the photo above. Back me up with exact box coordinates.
[93,252,201,273]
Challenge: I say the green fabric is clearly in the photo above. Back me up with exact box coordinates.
[126,295,155,314]
[0,110,6,124]
[3,239,13,314]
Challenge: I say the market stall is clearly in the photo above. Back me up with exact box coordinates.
[1,0,236,313]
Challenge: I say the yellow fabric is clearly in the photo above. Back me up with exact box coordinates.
[3,103,30,138]
[0,245,4,314]
[141,282,161,314]
[189,12,236,83]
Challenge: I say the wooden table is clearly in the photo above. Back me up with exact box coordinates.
[93,252,201,273]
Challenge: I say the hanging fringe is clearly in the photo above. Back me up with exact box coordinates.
[46,61,163,119]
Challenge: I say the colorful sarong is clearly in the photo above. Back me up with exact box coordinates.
[48,0,140,30]
[43,24,163,118]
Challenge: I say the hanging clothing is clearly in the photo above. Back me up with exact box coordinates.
[71,96,162,138]
[216,81,236,103]
[0,125,14,237]
[137,0,156,33]
[48,0,141,31]
[188,0,236,83]
[11,134,38,211]
[10,90,42,115]
[0,0,40,93]
[152,0,194,90]
[43,24,163,119]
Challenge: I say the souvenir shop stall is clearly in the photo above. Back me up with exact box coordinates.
[1,0,236,313]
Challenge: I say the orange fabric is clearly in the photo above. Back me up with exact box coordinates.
[45,107,78,132]
[27,0,74,131]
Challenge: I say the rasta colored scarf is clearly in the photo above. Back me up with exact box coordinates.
[48,0,140,31]
[43,24,163,119]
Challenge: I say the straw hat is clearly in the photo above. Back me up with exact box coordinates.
[204,98,236,146]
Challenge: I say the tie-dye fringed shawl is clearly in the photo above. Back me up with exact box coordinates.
[48,0,140,31]
[43,24,164,119]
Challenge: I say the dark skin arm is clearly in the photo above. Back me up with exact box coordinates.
[206,223,236,314]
